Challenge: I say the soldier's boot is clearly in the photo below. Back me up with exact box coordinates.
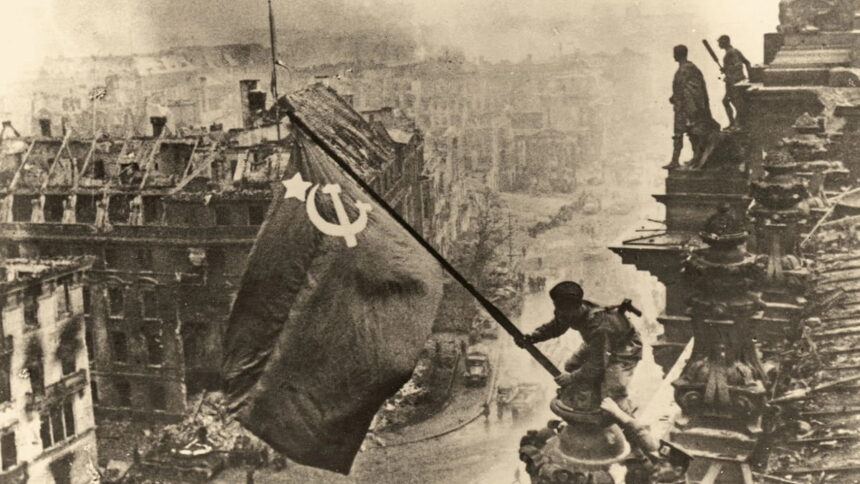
[663,135,683,169]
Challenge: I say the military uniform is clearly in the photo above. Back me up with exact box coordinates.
[721,45,750,127]
[525,300,642,412]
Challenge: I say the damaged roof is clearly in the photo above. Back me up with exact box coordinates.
[280,83,397,178]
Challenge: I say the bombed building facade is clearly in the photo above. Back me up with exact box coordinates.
[20,44,272,139]
[0,257,97,484]
[0,80,430,427]
[8,49,614,202]
[285,55,607,194]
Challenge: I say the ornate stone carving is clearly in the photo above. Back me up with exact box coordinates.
[778,0,855,33]
[673,206,768,439]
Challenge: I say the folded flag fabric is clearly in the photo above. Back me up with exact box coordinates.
[223,85,444,474]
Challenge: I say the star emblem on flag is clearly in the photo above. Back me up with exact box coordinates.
[282,173,312,201]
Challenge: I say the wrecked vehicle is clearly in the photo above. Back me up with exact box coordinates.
[463,344,491,387]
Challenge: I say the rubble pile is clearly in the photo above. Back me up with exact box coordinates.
[142,392,276,460]
[375,336,461,431]
[762,222,860,483]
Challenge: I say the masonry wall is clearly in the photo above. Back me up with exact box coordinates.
[0,264,97,484]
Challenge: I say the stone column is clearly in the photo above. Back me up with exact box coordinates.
[670,205,767,483]
[748,151,813,342]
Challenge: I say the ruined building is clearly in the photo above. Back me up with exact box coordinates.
[11,46,611,202]
[0,257,97,484]
[0,81,429,427]
[19,44,272,139]
[283,55,608,194]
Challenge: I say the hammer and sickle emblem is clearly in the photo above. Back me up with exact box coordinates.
[306,184,372,248]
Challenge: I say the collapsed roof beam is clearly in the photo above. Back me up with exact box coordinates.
[41,129,74,192]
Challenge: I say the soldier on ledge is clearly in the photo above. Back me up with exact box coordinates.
[665,44,720,170]
[718,35,752,129]
[516,281,642,413]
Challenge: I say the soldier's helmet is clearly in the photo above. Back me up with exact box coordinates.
[549,281,583,304]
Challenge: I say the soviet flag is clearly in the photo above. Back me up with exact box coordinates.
[223,85,444,474]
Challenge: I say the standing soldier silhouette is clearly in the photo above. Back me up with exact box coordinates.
[718,35,752,128]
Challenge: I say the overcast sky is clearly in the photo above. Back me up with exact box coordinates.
[1,0,779,86]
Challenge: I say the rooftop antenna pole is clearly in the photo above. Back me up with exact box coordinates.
[268,0,281,141]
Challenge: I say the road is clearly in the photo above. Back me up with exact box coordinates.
[216,187,667,484]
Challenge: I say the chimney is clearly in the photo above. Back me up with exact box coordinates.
[150,116,167,137]
[209,122,223,132]
[39,119,52,137]
[239,80,260,129]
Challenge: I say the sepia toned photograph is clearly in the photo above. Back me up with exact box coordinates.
[0,0,857,482]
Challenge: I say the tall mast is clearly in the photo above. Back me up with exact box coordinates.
[268,0,281,140]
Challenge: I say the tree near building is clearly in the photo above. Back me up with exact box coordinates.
[434,188,512,333]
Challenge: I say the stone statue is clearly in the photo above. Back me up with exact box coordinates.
[665,45,721,170]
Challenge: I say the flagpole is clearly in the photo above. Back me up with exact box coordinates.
[286,110,561,378]
[268,0,281,141]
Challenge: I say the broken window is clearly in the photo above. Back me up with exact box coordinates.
[92,159,106,180]
[39,417,51,449]
[39,119,51,137]
[40,400,75,450]
[1,431,16,471]
[110,332,128,363]
[44,196,64,222]
[104,247,120,269]
[116,379,132,407]
[214,206,230,226]
[0,355,10,404]
[57,318,81,376]
[50,405,64,444]
[144,323,163,366]
[82,286,91,315]
[108,195,130,224]
[62,400,75,437]
[248,204,266,225]
[141,288,158,320]
[143,197,161,224]
[28,363,44,396]
[150,384,167,411]
[85,319,94,362]
[12,195,33,222]
[74,195,97,224]
[182,322,206,369]
[25,336,44,395]
[23,284,40,329]
[56,276,71,317]
[107,286,123,318]
[49,453,74,484]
